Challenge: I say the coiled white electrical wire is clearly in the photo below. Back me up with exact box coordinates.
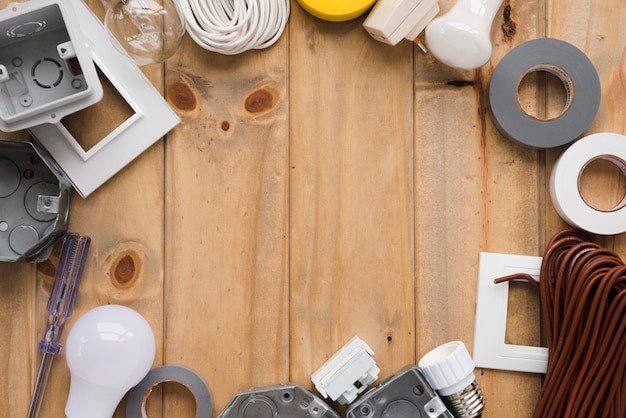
[176,0,290,55]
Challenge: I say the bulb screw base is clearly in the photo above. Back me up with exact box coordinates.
[441,380,485,418]
[418,341,486,418]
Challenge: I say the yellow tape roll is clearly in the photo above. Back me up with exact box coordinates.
[296,0,377,22]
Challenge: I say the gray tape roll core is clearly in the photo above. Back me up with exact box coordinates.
[126,365,213,418]
[488,38,601,149]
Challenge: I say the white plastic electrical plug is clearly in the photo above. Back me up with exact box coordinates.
[425,0,504,69]
[312,336,380,405]
[363,0,439,50]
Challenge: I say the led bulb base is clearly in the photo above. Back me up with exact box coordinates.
[66,375,128,418]
[440,380,485,418]
[418,341,485,418]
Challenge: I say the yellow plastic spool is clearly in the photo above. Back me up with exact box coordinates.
[296,0,378,22]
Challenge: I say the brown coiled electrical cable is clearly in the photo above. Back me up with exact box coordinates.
[494,229,626,418]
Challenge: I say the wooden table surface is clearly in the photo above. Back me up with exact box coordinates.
[1,0,625,416]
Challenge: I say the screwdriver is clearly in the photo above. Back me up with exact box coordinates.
[26,232,91,418]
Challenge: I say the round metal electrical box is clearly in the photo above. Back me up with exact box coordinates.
[0,139,70,262]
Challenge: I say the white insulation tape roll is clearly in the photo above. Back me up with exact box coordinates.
[550,132,626,235]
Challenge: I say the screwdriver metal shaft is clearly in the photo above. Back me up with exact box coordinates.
[26,232,91,418]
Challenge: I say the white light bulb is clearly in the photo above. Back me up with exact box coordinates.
[425,0,504,70]
[64,304,156,418]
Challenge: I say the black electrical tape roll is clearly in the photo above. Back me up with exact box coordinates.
[126,365,213,418]
[488,38,601,149]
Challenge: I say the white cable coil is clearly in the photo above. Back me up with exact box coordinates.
[177,0,290,55]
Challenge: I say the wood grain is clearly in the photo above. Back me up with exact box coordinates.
[0,0,623,417]
[163,23,290,416]
[289,2,416,400]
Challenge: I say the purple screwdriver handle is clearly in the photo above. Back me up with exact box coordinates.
[37,232,91,355]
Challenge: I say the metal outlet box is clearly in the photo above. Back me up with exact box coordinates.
[0,139,70,262]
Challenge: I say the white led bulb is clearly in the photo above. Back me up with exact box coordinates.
[418,341,485,417]
[425,0,504,69]
[64,304,156,418]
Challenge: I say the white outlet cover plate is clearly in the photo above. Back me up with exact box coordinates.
[473,252,548,374]
[29,0,180,198]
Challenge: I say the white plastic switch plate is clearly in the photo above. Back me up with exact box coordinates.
[0,0,102,131]
[473,252,548,374]
[363,0,439,45]
[312,336,380,405]
[28,0,180,198]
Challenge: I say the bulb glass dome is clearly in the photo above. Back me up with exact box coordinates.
[104,0,185,65]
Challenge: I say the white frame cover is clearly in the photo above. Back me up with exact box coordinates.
[29,0,180,198]
[473,252,548,374]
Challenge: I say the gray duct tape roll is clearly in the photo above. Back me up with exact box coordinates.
[126,365,213,418]
[488,38,601,149]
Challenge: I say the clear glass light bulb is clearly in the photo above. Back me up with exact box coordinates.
[103,0,186,65]
[64,304,156,418]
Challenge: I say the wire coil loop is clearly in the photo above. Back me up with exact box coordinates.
[495,229,626,417]
[178,0,290,55]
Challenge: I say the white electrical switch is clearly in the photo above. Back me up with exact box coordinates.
[363,0,440,46]
[311,336,380,405]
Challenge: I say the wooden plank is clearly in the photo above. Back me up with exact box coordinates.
[11,0,167,415]
[546,0,626,251]
[0,263,36,417]
[0,0,622,417]
[288,2,416,400]
[0,34,33,414]
[163,30,290,416]
[414,1,546,416]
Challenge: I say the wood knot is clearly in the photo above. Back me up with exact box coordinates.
[244,88,277,114]
[501,3,517,41]
[110,251,141,288]
[447,80,474,87]
[167,80,197,112]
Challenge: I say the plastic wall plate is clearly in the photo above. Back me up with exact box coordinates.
[29,0,180,198]
[0,0,102,131]
[473,252,548,374]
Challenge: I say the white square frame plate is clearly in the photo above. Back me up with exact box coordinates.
[29,0,180,198]
[473,252,548,374]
